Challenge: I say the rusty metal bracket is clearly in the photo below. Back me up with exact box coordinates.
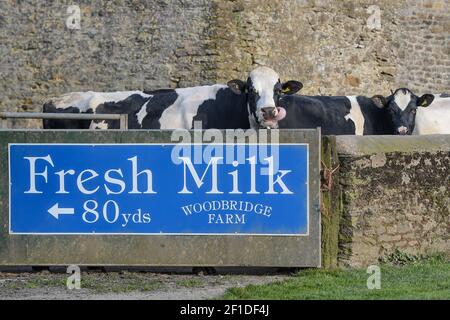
[320,160,340,192]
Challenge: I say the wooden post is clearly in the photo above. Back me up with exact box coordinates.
[120,114,128,130]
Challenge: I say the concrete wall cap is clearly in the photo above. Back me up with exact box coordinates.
[335,135,450,156]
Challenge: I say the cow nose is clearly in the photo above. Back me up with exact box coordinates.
[397,126,408,135]
[261,107,277,119]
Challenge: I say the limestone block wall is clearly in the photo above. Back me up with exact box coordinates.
[0,1,448,129]
[396,0,450,93]
[0,0,217,118]
[334,135,450,268]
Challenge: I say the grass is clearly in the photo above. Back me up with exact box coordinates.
[80,272,163,293]
[222,255,450,300]
[176,278,204,288]
[24,277,66,289]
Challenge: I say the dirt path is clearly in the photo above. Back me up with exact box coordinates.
[0,270,288,300]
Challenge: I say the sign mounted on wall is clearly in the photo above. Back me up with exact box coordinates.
[9,143,309,236]
[0,130,320,267]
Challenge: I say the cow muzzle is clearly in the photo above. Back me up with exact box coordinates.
[257,107,287,129]
[260,107,287,121]
[397,126,409,135]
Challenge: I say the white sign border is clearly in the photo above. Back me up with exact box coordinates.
[8,143,310,237]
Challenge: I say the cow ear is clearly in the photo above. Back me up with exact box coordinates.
[371,95,387,109]
[227,80,247,95]
[417,94,434,108]
[281,81,303,95]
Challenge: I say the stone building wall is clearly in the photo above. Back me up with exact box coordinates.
[213,0,403,96]
[0,0,449,128]
[0,0,218,119]
[396,0,450,93]
[213,0,449,96]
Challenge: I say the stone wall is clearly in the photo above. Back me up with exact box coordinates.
[0,0,218,122]
[333,135,450,268]
[396,0,450,92]
[213,0,403,96]
[214,0,450,96]
[0,0,448,128]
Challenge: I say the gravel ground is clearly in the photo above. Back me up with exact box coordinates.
[0,268,289,300]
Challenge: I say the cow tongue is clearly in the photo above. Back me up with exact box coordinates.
[274,107,286,121]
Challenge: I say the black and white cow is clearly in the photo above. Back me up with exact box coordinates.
[279,88,435,135]
[413,93,450,135]
[43,67,303,130]
[42,90,150,129]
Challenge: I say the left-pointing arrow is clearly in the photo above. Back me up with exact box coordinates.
[48,203,75,219]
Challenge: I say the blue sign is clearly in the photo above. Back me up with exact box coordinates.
[9,143,309,236]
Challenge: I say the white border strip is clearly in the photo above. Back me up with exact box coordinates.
[8,143,310,237]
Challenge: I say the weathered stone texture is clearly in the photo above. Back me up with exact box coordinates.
[0,0,218,127]
[213,0,405,97]
[396,0,450,93]
[0,0,448,129]
[336,136,450,267]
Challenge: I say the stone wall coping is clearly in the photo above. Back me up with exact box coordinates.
[335,135,450,156]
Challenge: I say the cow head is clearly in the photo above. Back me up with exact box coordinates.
[372,88,434,135]
[227,66,303,129]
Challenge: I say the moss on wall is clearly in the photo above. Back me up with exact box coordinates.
[321,136,341,269]
[334,136,450,268]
